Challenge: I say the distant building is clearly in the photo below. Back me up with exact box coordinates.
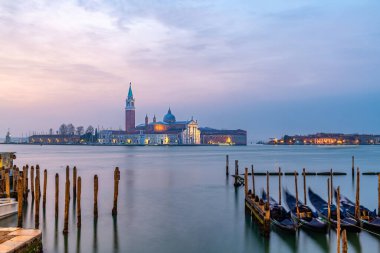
[98,83,247,145]
[268,133,380,145]
[5,130,11,144]
[29,135,80,144]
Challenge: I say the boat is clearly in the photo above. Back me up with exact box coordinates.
[262,190,298,233]
[0,198,18,219]
[335,190,380,232]
[284,189,328,233]
[308,188,361,233]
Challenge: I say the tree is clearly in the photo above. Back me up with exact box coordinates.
[67,124,75,135]
[86,125,94,135]
[59,124,68,135]
[76,126,84,136]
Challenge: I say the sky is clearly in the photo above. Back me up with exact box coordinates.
[1,0,380,142]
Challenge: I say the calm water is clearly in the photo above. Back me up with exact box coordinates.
[0,144,380,253]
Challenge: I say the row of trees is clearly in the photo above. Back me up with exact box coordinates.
[58,124,95,136]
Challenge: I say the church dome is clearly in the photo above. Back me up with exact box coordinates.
[163,108,176,123]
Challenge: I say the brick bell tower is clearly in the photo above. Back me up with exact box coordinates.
[125,82,136,133]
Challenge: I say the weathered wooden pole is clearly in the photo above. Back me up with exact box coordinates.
[355,167,360,219]
[77,177,82,227]
[73,166,77,199]
[327,178,331,221]
[342,229,348,253]
[25,165,29,197]
[112,167,120,216]
[31,166,35,199]
[234,160,239,187]
[352,156,355,177]
[244,167,248,196]
[337,186,341,253]
[36,165,41,198]
[13,168,19,193]
[66,166,70,200]
[266,171,270,207]
[23,166,27,198]
[55,173,59,218]
[225,155,229,176]
[251,165,255,196]
[43,169,47,209]
[295,171,300,217]
[279,167,282,205]
[378,174,380,216]
[35,172,40,229]
[303,168,307,205]
[5,171,10,198]
[63,178,70,234]
[330,168,333,202]
[94,175,98,218]
[17,177,23,227]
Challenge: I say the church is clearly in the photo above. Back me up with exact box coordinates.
[98,83,247,145]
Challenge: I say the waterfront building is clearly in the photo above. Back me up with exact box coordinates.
[99,82,247,145]
[29,134,80,144]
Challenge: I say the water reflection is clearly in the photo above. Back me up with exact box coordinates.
[303,230,329,252]
[54,218,58,252]
[93,218,98,253]
[273,228,297,253]
[113,216,119,252]
[347,233,361,253]
[76,227,81,253]
[64,234,68,253]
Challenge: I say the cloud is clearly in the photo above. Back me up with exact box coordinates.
[0,0,380,138]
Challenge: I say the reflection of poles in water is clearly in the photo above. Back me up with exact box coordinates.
[77,177,82,228]
[64,233,68,253]
[54,217,58,252]
[113,216,119,252]
[93,218,98,253]
[76,225,81,253]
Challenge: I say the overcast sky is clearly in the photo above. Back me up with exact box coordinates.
[1,0,380,141]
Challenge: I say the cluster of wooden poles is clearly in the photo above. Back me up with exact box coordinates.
[9,164,121,234]
[226,155,380,253]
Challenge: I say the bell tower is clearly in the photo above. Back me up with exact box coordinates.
[125,82,136,133]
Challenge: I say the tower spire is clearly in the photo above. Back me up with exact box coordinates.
[128,82,134,99]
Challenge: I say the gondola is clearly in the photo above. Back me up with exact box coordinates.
[262,190,298,233]
[284,189,328,233]
[335,190,380,232]
[308,188,361,233]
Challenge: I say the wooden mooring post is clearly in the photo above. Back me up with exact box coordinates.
[355,167,360,219]
[112,167,120,216]
[244,168,248,196]
[234,160,239,187]
[25,165,29,198]
[35,172,40,229]
[266,171,269,207]
[77,177,82,227]
[330,168,333,202]
[226,155,229,176]
[63,177,70,234]
[337,186,341,253]
[94,175,98,218]
[23,166,27,199]
[303,168,307,205]
[31,166,35,199]
[352,156,355,177]
[251,165,255,196]
[36,165,41,198]
[73,166,77,199]
[295,171,300,217]
[55,173,59,218]
[378,174,380,216]
[43,169,47,209]
[278,167,282,205]
[5,171,10,198]
[17,177,23,227]
[327,178,331,221]
[66,166,70,200]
